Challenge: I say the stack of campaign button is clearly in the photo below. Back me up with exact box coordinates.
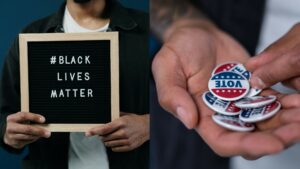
[203,62,281,132]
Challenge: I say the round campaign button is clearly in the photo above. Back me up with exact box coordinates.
[234,95,276,109]
[208,71,250,101]
[212,62,251,79]
[202,91,241,116]
[212,113,255,132]
[246,88,262,97]
[239,101,281,123]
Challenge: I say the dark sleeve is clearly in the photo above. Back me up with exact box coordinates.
[0,37,24,154]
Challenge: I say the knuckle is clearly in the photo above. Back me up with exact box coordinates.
[258,70,276,85]
[23,126,33,133]
[22,135,30,140]
[18,112,27,120]
[288,54,300,68]
[7,112,20,122]
[158,90,172,110]
[118,120,126,127]
[6,115,13,122]
[124,139,130,145]
[6,134,13,141]
[6,126,13,133]
[119,129,127,137]
[293,95,300,106]
[292,23,300,31]
[32,115,39,122]
[292,78,300,90]
[151,52,163,74]
[36,129,45,136]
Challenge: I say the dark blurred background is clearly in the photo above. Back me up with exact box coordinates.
[0,1,148,168]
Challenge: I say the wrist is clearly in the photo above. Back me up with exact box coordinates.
[163,18,218,41]
[142,114,150,141]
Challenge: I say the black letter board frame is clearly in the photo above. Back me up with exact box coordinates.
[19,32,119,132]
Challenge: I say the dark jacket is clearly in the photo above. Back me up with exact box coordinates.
[193,0,266,55]
[0,2,149,169]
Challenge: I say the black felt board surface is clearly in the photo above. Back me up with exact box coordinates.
[27,40,111,123]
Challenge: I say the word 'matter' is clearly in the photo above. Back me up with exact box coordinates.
[51,88,93,98]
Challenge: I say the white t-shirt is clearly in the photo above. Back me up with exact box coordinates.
[231,0,300,169]
[63,6,110,169]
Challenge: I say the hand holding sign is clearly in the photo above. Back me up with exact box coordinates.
[19,33,119,132]
[4,112,51,149]
[86,113,149,152]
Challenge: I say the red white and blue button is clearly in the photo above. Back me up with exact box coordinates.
[212,62,261,97]
[212,113,255,132]
[202,91,241,116]
[212,62,251,79]
[239,101,281,123]
[234,95,276,109]
[208,71,250,101]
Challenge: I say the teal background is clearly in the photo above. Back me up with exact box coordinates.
[0,0,148,168]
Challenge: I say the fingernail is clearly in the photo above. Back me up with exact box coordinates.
[85,132,91,137]
[176,107,193,129]
[250,76,266,89]
[40,117,45,123]
[45,131,51,138]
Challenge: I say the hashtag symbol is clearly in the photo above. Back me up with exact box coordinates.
[50,56,56,64]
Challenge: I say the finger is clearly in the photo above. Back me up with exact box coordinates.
[246,24,300,72]
[111,145,133,152]
[197,115,284,157]
[152,46,198,129]
[279,94,300,108]
[279,108,300,124]
[120,112,130,116]
[104,139,130,148]
[242,155,262,161]
[259,89,282,97]
[246,52,277,72]
[10,134,39,141]
[256,111,282,131]
[257,103,300,131]
[273,123,300,147]
[101,129,128,141]
[7,112,45,123]
[7,123,50,138]
[249,53,300,89]
[282,77,300,90]
[246,42,287,72]
[9,137,39,149]
[87,120,123,136]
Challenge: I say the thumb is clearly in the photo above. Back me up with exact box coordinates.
[157,86,199,129]
[249,53,300,89]
[246,52,276,72]
[152,46,198,129]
